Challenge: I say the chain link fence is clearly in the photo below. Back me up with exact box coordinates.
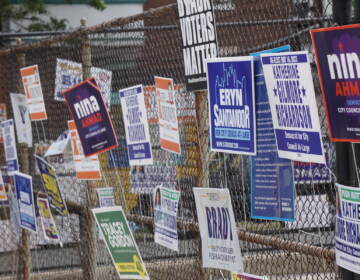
[0,0,340,279]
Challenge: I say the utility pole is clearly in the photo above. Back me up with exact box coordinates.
[333,2,359,280]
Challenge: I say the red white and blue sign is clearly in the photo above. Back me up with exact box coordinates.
[14,172,37,233]
[63,78,117,157]
[207,56,256,155]
[311,24,360,142]
[261,51,325,164]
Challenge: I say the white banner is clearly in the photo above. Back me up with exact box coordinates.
[10,93,32,147]
[120,85,153,166]
[193,187,243,273]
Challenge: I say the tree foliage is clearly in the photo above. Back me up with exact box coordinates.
[0,0,106,32]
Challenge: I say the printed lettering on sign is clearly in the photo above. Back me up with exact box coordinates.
[63,78,117,157]
[261,51,325,163]
[194,188,243,273]
[177,0,218,91]
[311,24,360,141]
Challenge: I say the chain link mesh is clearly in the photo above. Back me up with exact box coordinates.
[0,1,340,279]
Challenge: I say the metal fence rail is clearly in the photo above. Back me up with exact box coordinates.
[0,1,340,279]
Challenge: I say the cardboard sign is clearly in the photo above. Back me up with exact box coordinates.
[155,77,181,154]
[92,206,149,280]
[0,103,7,143]
[63,78,117,157]
[250,46,295,222]
[120,85,153,166]
[153,185,180,251]
[0,170,7,201]
[37,196,60,242]
[177,0,218,91]
[311,24,360,142]
[207,56,256,155]
[193,188,243,273]
[35,156,68,215]
[91,66,112,110]
[68,120,102,180]
[97,187,115,208]
[336,183,360,274]
[1,120,19,175]
[20,65,47,121]
[54,58,83,101]
[14,172,36,233]
[261,51,325,163]
[10,93,32,147]
[294,143,331,184]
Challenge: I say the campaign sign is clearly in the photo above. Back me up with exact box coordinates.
[35,156,68,215]
[0,103,7,143]
[250,46,295,222]
[120,85,153,166]
[0,170,7,201]
[97,187,115,207]
[177,0,218,91]
[155,77,181,154]
[261,51,325,163]
[207,57,256,155]
[68,120,102,180]
[1,120,19,175]
[92,206,149,280]
[193,188,243,273]
[54,58,83,101]
[294,143,331,184]
[37,196,60,243]
[153,185,180,251]
[336,183,360,274]
[91,67,112,110]
[20,65,47,121]
[10,93,32,147]
[63,78,117,157]
[14,172,36,232]
[311,25,360,142]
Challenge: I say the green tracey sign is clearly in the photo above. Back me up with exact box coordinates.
[92,206,149,279]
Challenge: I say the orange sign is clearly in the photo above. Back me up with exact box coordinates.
[20,65,47,121]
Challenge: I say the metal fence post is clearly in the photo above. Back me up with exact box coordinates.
[333,1,358,280]
[79,18,97,280]
[15,38,31,280]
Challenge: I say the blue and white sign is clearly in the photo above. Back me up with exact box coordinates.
[251,46,295,222]
[193,187,243,273]
[120,85,153,166]
[336,183,360,274]
[1,120,19,175]
[14,172,36,233]
[207,57,256,155]
[261,51,325,163]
